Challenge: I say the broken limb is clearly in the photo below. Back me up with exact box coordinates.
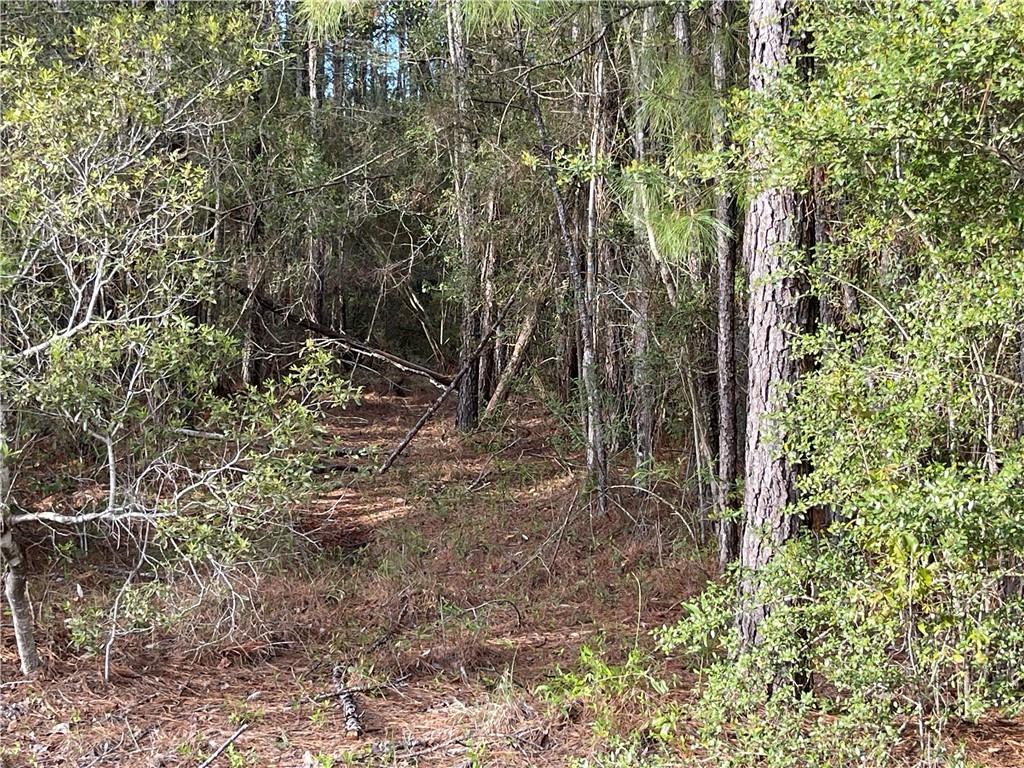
[237,287,452,390]
[377,294,517,475]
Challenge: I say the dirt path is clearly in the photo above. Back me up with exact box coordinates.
[1,394,703,767]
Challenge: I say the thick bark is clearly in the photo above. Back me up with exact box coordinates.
[738,0,807,649]
[711,0,740,570]
[447,0,479,431]
[1,396,40,675]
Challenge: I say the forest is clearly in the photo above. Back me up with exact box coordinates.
[2,0,1024,766]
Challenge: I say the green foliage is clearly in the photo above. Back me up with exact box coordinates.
[462,0,559,34]
[0,4,357,656]
[570,738,673,768]
[665,1,1024,764]
[298,0,367,39]
[63,581,176,655]
[225,743,254,768]
[227,699,265,726]
[536,644,667,739]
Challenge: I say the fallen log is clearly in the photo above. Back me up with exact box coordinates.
[235,286,451,390]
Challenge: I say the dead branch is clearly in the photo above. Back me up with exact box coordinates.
[483,278,552,419]
[377,294,518,474]
[197,723,250,768]
[332,665,363,738]
[237,286,452,390]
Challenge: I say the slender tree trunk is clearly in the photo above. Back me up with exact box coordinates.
[517,24,607,511]
[331,39,343,106]
[293,12,305,100]
[1,392,40,675]
[447,0,480,431]
[584,17,605,421]
[711,0,740,570]
[629,5,657,484]
[304,41,324,325]
[632,272,654,482]
[674,0,692,64]
[738,0,808,649]
[478,188,498,404]
[241,248,262,387]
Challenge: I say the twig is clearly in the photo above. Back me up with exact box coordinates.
[312,675,410,702]
[309,462,362,475]
[197,723,250,768]
[103,530,148,683]
[464,598,523,627]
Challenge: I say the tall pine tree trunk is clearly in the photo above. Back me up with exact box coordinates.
[711,0,740,570]
[447,0,479,431]
[738,0,807,648]
[517,24,607,511]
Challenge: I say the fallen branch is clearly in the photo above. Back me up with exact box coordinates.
[197,723,250,768]
[483,283,549,419]
[377,294,518,474]
[312,673,410,702]
[236,286,451,390]
[332,665,363,739]
[483,306,539,418]
[309,461,362,475]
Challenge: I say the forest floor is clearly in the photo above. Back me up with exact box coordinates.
[3,392,1024,767]
[0,391,706,767]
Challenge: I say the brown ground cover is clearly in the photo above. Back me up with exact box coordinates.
[2,393,1022,767]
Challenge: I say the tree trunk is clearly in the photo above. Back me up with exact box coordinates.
[304,41,324,325]
[738,0,807,649]
[629,5,657,484]
[0,396,40,675]
[332,38,343,106]
[711,0,740,570]
[241,252,262,387]
[478,188,498,404]
[447,0,480,432]
[517,24,607,511]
